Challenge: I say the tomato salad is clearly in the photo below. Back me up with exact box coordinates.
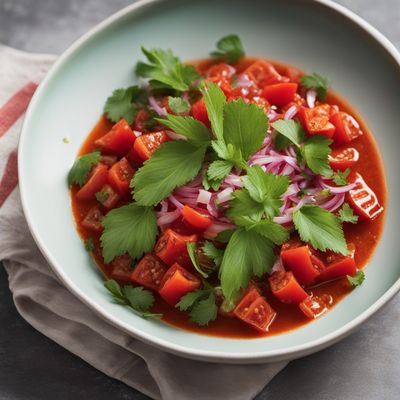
[68,35,386,337]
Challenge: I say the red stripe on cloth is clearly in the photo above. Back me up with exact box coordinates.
[0,82,38,138]
[0,151,18,207]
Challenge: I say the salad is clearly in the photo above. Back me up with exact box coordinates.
[68,35,386,336]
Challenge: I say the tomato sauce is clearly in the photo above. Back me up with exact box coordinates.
[70,58,387,338]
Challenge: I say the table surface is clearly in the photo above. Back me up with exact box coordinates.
[1,0,400,399]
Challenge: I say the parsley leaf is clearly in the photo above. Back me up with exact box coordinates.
[187,242,209,278]
[332,168,350,186]
[201,81,226,141]
[202,172,223,191]
[211,34,245,64]
[104,280,161,319]
[84,237,95,252]
[189,292,218,326]
[67,151,101,187]
[303,135,333,176]
[132,140,208,206]
[293,205,348,255]
[104,86,145,124]
[347,270,365,287]
[242,165,289,218]
[96,191,110,204]
[207,160,234,181]
[223,98,268,160]
[272,120,305,148]
[300,73,329,100]
[176,289,209,311]
[168,97,190,114]
[202,241,224,267]
[155,115,210,143]
[338,203,359,224]
[219,228,275,302]
[100,203,157,263]
[246,219,289,245]
[228,190,265,222]
[136,47,200,92]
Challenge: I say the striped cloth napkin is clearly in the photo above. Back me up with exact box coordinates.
[0,44,287,400]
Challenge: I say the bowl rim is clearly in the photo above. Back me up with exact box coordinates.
[19,0,400,363]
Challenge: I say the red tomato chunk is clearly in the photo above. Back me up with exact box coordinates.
[243,60,285,87]
[129,131,169,162]
[108,157,135,196]
[110,254,133,283]
[269,271,308,304]
[131,254,168,291]
[81,205,104,233]
[330,112,363,144]
[181,205,213,230]
[298,104,335,138]
[299,295,332,319]
[329,147,359,170]
[261,83,298,108]
[76,163,109,201]
[191,98,210,127]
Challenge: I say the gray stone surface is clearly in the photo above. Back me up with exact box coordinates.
[0,0,399,399]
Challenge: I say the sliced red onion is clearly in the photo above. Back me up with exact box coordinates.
[224,174,244,188]
[281,164,294,176]
[157,208,181,225]
[203,222,236,239]
[133,130,142,138]
[236,73,253,88]
[273,214,293,225]
[217,187,233,204]
[348,114,360,129]
[271,258,285,273]
[186,173,203,188]
[166,130,186,141]
[318,178,357,194]
[148,95,167,116]
[160,200,169,213]
[306,89,317,108]
[267,108,280,122]
[206,198,219,218]
[284,104,298,120]
[197,189,212,205]
[318,193,345,212]
[168,194,184,209]
[182,92,190,102]
[175,186,200,195]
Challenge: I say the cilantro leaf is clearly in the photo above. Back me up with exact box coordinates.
[207,160,234,181]
[223,98,268,160]
[67,151,101,187]
[96,191,110,204]
[104,86,145,124]
[219,228,275,302]
[100,203,157,262]
[332,168,350,186]
[156,115,210,143]
[243,165,289,217]
[202,241,224,267]
[132,140,208,206]
[187,242,209,278]
[201,81,226,141]
[84,237,95,252]
[300,73,329,100]
[347,270,365,287]
[228,190,265,222]
[246,219,290,245]
[176,289,209,311]
[338,203,359,224]
[303,135,333,176]
[104,280,161,318]
[211,140,246,169]
[202,173,223,191]
[189,292,218,326]
[293,205,348,255]
[168,97,190,114]
[136,47,200,92]
[211,34,245,64]
[272,120,305,148]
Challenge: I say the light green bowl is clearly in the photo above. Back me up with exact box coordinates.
[19,0,400,363]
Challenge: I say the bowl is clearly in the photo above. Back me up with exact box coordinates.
[19,0,400,363]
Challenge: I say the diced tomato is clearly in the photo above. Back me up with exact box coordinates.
[131,254,168,291]
[234,287,276,332]
[159,263,201,305]
[248,96,269,112]
[330,112,363,144]
[97,184,120,209]
[261,83,298,108]
[155,229,198,268]
[243,60,284,87]
[95,119,135,157]
[284,66,303,83]
[181,205,213,229]
[229,85,261,101]
[347,173,384,221]
[206,76,232,96]
[269,271,308,304]
[81,206,104,232]
[76,163,109,200]
[108,157,135,196]
[329,147,359,170]
[299,295,332,319]
[298,104,335,138]
[110,254,133,283]
[134,109,150,131]
[318,244,357,282]
[101,155,117,167]
[191,98,210,127]
[129,131,169,162]
[206,63,235,78]
[280,241,322,285]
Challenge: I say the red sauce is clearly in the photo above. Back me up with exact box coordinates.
[70,58,387,338]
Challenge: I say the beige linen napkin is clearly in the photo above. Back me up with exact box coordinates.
[0,45,287,399]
